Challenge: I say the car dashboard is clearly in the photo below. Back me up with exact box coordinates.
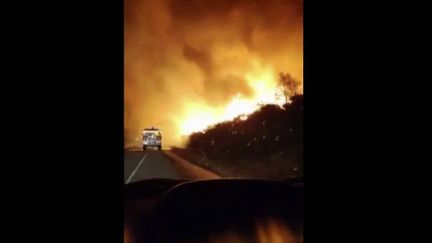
[124,178,303,243]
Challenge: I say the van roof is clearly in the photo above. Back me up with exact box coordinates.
[143,127,160,131]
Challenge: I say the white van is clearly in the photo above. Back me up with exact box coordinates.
[142,127,162,150]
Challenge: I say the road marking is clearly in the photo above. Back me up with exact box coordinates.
[126,152,148,184]
[164,151,220,179]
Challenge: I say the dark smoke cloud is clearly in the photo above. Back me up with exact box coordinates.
[125,0,303,147]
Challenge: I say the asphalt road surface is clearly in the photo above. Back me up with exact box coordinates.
[124,149,184,184]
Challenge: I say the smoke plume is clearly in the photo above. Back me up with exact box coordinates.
[125,0,303,147]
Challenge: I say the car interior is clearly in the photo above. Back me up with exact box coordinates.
[124,178,303,243]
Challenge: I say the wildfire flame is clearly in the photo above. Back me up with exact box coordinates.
[124,0,303,147]
[175,67,288,136]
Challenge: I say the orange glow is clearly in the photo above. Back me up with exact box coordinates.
[205,218,301,243]
[175,103,220,136]
[175,67,288,136]
[124,224,132,243]
[256,218,301,243]
[124,0,303,147]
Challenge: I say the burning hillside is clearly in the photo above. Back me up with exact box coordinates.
[125,0,303,147]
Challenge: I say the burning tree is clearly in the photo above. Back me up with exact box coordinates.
[279,72,300,102]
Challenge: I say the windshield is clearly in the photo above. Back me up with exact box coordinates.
[124,0,303,184]
[143,131,161,138]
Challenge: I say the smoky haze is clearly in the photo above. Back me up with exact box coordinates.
[125,0,303,147]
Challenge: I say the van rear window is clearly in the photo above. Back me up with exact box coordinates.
[143,131,161,137]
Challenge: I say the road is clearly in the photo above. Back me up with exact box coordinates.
[124,149,220,184]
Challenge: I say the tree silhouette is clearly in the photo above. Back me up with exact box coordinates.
[279,72,300,101]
